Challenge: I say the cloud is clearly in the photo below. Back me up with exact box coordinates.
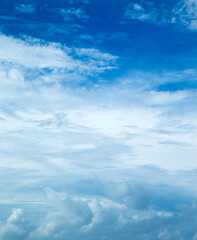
[0,34,75,69]
[0,33,117,88]
[0,16,17,21]
[116,69,197,91]
[28,188,93,240]
[60,8,89,22]
[1,2,197,238]
[7,209,23,224]
[0,209,27,240]
[124,0,197,30]
[1,187,197,240]
[173,0,197,30]
[105,181,153,210]
[15,4,36,14]
[125,2,158,23]
[0,31,197,239]
[193,233,197,240]
[0,46,197,197]
[75,48,118,61]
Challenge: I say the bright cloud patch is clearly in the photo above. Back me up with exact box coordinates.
[0,34,116,71]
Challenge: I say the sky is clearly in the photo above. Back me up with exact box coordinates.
[1,0,197,239]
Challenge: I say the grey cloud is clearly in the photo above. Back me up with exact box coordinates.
[0,209,28,240]
[105,181,153,210]
[1,187,197,240]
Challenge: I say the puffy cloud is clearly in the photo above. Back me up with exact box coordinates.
[7,209,23,224]
[1,187,197,240]
[29,188,93,240]
[0,209,27,240]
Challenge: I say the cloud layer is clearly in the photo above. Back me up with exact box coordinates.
[1,0,197,239]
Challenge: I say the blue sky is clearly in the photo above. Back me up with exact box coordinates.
[1,0,197,239]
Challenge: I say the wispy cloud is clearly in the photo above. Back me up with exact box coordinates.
[124,0,197,30]
[60,8,89,22]
[15,4,36,14]
[1,1,197,237]
[0,34,117,86]
[0,35,75,69]
[173,0,197,30]
[125,2,158,23]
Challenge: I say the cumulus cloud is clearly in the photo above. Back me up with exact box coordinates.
[0,209,27,240]
[29,188,93,240]
[1,187,197,240]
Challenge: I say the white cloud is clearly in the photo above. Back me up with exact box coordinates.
[7,209,23,224]
[126,3,154,21]
[173,0,197,30]
[124,0,197,30]
[1,33,197,240]
[0,34,116,79]
[0,35,75,69]
[60,8,89,22]
[65,106,159,138]
[75,48,118,61]
[124,2,158,23]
